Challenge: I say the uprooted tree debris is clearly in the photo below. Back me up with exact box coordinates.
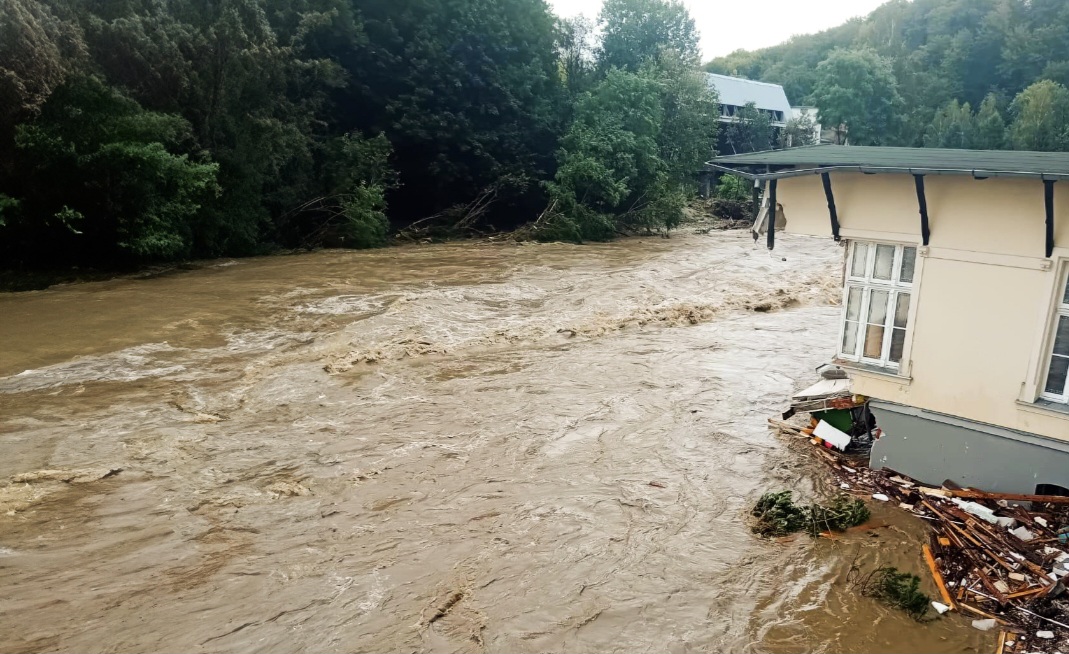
[852,565,932,621]
[771,416,1069,652]
[751,490,870,537]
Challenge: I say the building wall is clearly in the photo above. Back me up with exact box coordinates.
[776,172,1069,443]
[869,400,1069,494]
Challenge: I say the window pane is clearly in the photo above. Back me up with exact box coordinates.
[845,287,862,321]
[867,289,889,325]
[864,324,885,358]
[894,293,910,328]
[873,244,895,280]
[1054,315,1069,357]
[1045,356,1069,396]
[1063,276,1069,305]
[890,328,906,363]
[842,320,859,355]
[900,247,917,284]
[851,243,869,277]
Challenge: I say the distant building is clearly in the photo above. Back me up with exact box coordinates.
[706,73,792,128]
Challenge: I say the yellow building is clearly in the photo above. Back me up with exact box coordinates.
[711,145,1069,494]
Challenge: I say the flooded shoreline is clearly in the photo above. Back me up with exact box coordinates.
[0,232,989,652]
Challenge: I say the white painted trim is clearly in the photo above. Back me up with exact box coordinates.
[925,247,1052,271]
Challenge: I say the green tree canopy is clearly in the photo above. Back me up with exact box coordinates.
[597,0,699,73]
[1008,80,1069,151]
[924,100,975,149]
[811,48,901,145]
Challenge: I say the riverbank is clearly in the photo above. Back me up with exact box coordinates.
[0,202,749,293]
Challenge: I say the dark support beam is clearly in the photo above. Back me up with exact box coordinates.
[767,179,778,250]
[820,172,841,242]
[751,179,761,222]
[914,174,931,246]
[1045,179,1056,258]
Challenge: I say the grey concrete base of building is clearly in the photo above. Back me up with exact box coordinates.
[869,400,1069,495]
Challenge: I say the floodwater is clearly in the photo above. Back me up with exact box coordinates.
[0,231,991,653]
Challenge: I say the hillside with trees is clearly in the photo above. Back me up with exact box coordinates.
[705,0,1069,150]
[0,0,717,271]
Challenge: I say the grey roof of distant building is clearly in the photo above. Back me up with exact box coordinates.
[708,144,1069,180]
[706,73,792,116]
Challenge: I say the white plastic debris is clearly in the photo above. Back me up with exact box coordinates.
[972,618,997,631]
[813,420,852,451]
[872,493,890,502]
[840,482,851,490]
[1037,631,1055,639]
[931,601,950,614]
[951,498,1001,525]
[1011,526,1036,542]
[1036,516,1049,528]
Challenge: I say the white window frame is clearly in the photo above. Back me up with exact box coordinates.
[1040,269,1069,403]
[836,241,916,370]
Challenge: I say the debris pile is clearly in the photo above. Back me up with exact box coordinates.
[771,416,1069,652]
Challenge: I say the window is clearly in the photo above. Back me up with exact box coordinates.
[1041,273,1069,403]
[838,241,917,370]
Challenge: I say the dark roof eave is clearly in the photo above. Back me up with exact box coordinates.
[703,162,1069,182]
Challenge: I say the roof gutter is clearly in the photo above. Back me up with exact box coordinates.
[703,163,1069,182]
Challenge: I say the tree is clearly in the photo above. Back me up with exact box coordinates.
[348,0,564,227]
[597,0,699,73]
[924,100,975,149]
[811,48,901,145]
[780,111,819,148]
[723,102,774,154]
[5,75,218,265]
[0,0,85,166]
[973,93,1007,149]
[546,68,665,240]
[652,54,719,186]
[557,15,597,99]
[1008,80,1069,151]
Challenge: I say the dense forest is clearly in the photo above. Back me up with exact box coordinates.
[706,0,1069,151]
[0,0,718,269]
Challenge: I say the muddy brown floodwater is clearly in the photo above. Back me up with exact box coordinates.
[0,231,991,653]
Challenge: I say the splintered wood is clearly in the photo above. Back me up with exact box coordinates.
[771,419,1069,653]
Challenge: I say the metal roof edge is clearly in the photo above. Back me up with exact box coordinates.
[703,163,1069,182]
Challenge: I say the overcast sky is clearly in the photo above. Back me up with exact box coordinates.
[546,0,889,60]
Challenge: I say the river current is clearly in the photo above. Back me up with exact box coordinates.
[0,231,988,653]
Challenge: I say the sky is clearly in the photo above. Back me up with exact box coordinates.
[546,0,889,60]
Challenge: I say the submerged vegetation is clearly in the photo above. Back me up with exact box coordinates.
[750,490,871,537]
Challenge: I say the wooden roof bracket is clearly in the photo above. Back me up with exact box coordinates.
[914,174,931,246]
[752,178,763,226]
[820,172,841,242]
[1045,179,1056,258]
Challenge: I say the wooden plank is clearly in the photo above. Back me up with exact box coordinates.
[996,630,1007,654]
[923,544,956,610]
[1006,587,1045,599]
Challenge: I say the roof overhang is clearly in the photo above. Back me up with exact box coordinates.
[704,162,1069,183]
